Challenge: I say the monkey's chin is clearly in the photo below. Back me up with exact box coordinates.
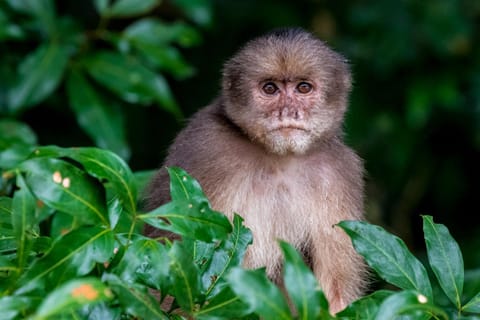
[263,131,313,155]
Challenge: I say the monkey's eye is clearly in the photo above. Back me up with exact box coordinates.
[297,82,313,94]
[262,82,278,95]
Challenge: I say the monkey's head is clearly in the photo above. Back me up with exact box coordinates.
[222,28,352,155]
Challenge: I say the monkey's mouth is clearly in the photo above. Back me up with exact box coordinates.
[270,125,308,133]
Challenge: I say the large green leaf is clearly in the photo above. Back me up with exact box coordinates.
[32,146,137,216]
[105,274,168,320]
[201,214,252,298]
[83,51,180,116]
[374,290,447,320]
[337,290,393,320]
[338,221,433,299]
[280,241,329,319]
[227,268,292,320]
[196,286,252,319]
[166,167,207,202]
[17,226,114,292]
[0,296,32,320]
[66,70,130,160]
[168,241,202,313]
[8,42,69,112]
[463,291,480,313]
[32,278,113,320]
[423,215,464,308]
[11,175,36,268]
[19,157,109,225]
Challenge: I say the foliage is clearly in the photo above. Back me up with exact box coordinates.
[1,127,479,318]
[0,0,211,160]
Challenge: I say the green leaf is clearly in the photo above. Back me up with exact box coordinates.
[93,0,109,15]
[114,238,170,292]
[17,227,114,292]
[66,70,130,160]
[167,167,208,202]
[108,0,160,18]
[196,286,252,319]
[19,157,109,225]
[32,278,113,319]
[171,0,212,26]
[374,290,447,320]
[463,291,480,313]
[83,51,180,116]
[133,170,155,196]
[105,274,168,320]
[338,221,433,299]
[32,146,137,216]
[337,290,393,319]
[0,296,32,320]
[0,197,13,236]
[8,42,70,112]
[12,174,36,268]
[141,200,231,242]
[423,215,464,308]
[280,241,328,319]
[5,0,56,36]
[168,241,202,313]
[0,120,37,146]
[201,214,252,297]
[227,268,292,320]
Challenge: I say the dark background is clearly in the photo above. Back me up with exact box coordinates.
[4,0,480,268]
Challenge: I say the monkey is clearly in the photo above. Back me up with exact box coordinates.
[145,28,367,314]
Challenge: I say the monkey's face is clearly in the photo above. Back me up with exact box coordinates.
[223,30,351,155]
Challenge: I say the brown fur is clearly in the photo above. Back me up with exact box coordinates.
[145,28,367,314]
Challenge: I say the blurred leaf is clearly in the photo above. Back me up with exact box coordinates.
[280,241,329,319]
[0,10,25,40]
[124,18,201,47]
[83,51,180,116]
[423,215,464,308]
[105,274,168,319]
[0,120,37,146]
[93,0,109,15]
[337,290,393,319]
[338,221,433,299]
[5,0,56,36]
[32,278,113,319]
[0,296,32,320]
[0,197,13,236]
[115,238,170,292]
[201,214,252,297]
[19,157,109,225]
[17,226,114,292]
[32,146,137,216]
[168,241,202,313]
[374,290,447,320]
[7,42,70,112]
[12,174,36,268]
[108,0,160,18]
[227,268,292,320]
[171,0,213,26]
[66,70,130,160]
[0,144,35,170]
[133,170,155,196]
[463,291,480,313]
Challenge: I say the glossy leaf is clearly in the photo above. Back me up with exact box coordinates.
[463,292,480,313]
[106,274,168,320]
[66,70,130,160]
[280,241,328,319]
[168,241,202,313]
[83,51,180,116]
[115,238,170,292]
[19,157,109,225]
[108,0,160,18]
[140,200,231,242]
[32,278,113,319]
[196,286,252,319]
[8,42,69,112]
[32,146,137,216]
[12,174,36,268]
[423,215,464,308]
[167,166,207,202]
[227,268,292,320]
[338,220,433,299]
[201,214,252,297]
[374,290,447,320]
[337,290,393,319]
[17,227,114,292]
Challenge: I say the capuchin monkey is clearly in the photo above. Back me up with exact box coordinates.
[145,28,367,313]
